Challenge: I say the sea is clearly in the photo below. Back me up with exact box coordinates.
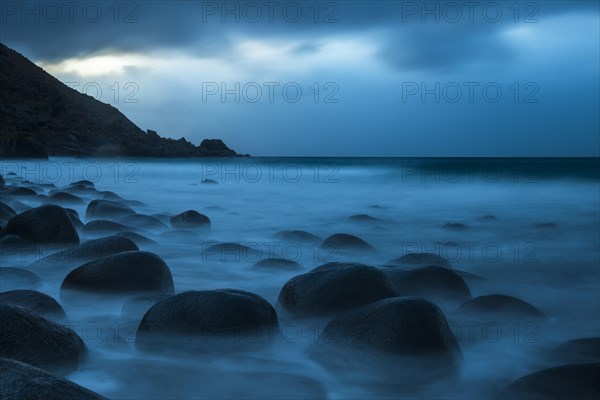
[1,157,599,399]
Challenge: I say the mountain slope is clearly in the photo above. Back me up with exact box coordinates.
[0,43,239,158]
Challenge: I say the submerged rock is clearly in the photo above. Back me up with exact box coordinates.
[83,220,135,233]
[0,290,67,322]
[0,358,107,400]
[382,266,471,303]
[136,289,278,352]
[321,233,375,252]
[170,210,211,229]
[85,199,135,219]
[277,262,397,318]
[0,305,85,374]
[43,192,85,205]
[0,267,41,290]
[0,201,17,220]
[316,297,462,386]
[118,214,168,230]
[274,230,320,243]
[497,363,600,400]
[443,222,469,231]
[457,294,546,319]
[252,258,303,272]
[3,205,79,244]
[550,338,600,365]
[61,251,174,296]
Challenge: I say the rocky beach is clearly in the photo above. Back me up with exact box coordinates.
[1,158,599,399]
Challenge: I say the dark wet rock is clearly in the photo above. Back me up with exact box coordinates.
[43,192,85,205]
[274,230,321,243]
[121,294,172,324]
[455,269,486,282]
[349,214,379,222]
[203,242,261,262]
[457,294,546,319]
[0,268,41,290]
[321,233,375,252]
[116,231,158,246]
[71,180,95,189]
[497,363,600,400]
[201,179,219,184]
[61,251,174,296]
[317,297,461,384]
[27,235,139,271]
[170,210,211,229]
[4,205,79,244]
[151,213,173,223]
[0,305,85,374]
[83,220,136,233]
[86,199,134,219]
[534,222,559,230]
[480,214,498,221]
[4,200,30,214]
[388,252,452,268]
[443,222,469,231]
[67,214,84,230]
[0,290,67,321]
[277,263,397,318]
[0,201,16,220]
[253,258,303,272]
[118,214,168,230]
[382,266,471,303]
[0,358,107,400]
[551,338,600,365]
[99,191,124,201]
[5,187,37,197]
[0,174,4,188]
[136,289,278,352]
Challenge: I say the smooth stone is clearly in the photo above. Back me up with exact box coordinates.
[136,289,278,352]
[497,363,600,400]
[317,297,461,386]
[252,258,303,272]
[0,267,41,290]
[0,305,85,374]
[116,231,158,246]
[170,210,211,229]
[0,234,34,247]
[443,222,469,230]
[4,205,79,244]
[0,174,4,188]
[5,187,37,197]
[0,290,67,321]
[551,338,600,365]
[201,179,219,184]
[83,220,136,233]
[71,180,95,189]
[382,266,472,302]
[321,233,375,252]
[118,214,168,230]
[43,192,85,205]
[274,230,321,243]
[86,199,135,219]
[348,214,379,221]
[0,358,107,400]
[99,190,124,201]
[388,252,452,268]
[480,214,498,221]
[534,222,559,230]
[277,262,397,318]
[28,236,139,271]
[60,251,174,296]
[457,294,546,319]
[0,201,16,220]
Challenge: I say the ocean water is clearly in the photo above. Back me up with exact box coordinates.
[1,157,599,399]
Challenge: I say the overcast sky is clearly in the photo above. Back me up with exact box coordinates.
[1,1,598,156]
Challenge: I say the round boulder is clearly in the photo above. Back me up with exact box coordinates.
[321,233,375,252]
[4,205,79,244]
[277,263,397,318]
[550,338,600,365]
[388,252,452,268]
[0,305,85,374]
[0,358,107,400]
[498,363,600,400]
[382,266,472,303]
[317,297,461,385]
[86,199,134,219]
[457,294,546,319]
[170,210,211,229]
[0,267,41,291]
[60,251,174,296]
[136,289,278,352]
[43,192,85,205]
[118,214,168,230]
[0,201,16,221]
[253,258,303,272]
[274,230,320,243]
[0,290,67,321]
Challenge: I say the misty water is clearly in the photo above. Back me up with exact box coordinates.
[2,157,599,399]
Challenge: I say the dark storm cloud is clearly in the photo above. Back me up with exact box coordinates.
[1,0,597,70]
